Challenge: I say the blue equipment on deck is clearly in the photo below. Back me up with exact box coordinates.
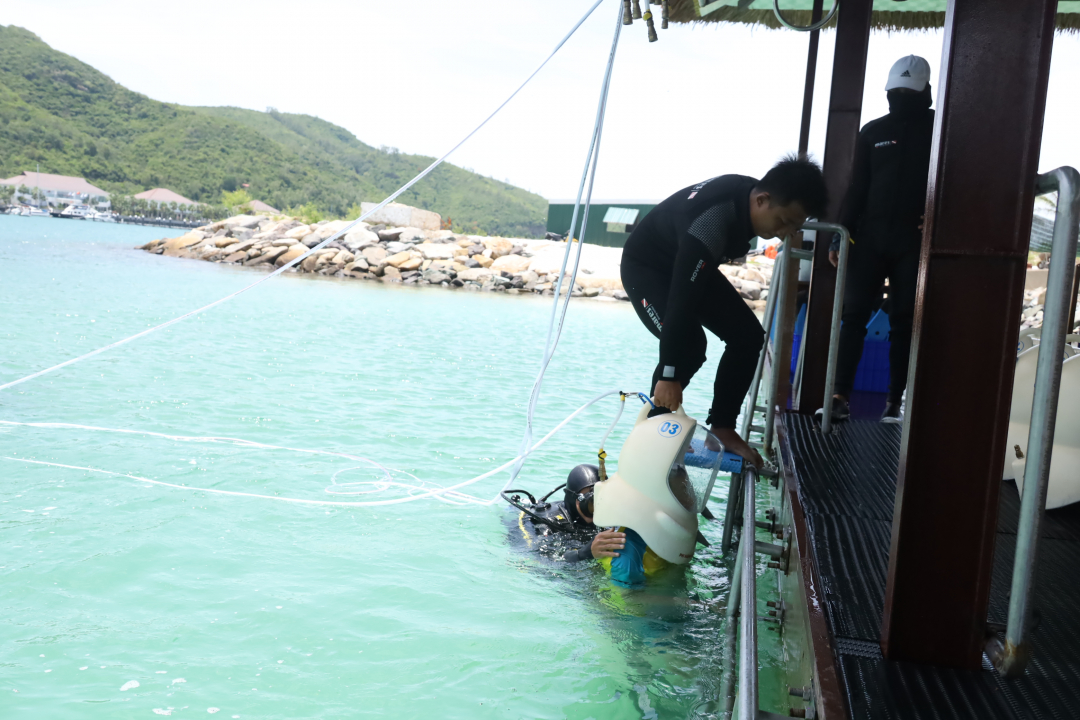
[790,305,892,394]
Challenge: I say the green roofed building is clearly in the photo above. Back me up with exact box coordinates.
[546,200,657,248]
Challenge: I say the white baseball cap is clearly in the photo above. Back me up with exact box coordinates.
[886,55,931,92]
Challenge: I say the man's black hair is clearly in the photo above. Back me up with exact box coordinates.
[754,154,829,219]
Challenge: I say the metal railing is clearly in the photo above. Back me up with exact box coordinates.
[738,221,852,449]
[717,222,851,717]
[737,464,760,720]
[987,166,1080,677]
[812,220,852,434]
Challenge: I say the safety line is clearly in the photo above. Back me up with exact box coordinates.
[508,0,623,489]
[0,0,606,394]
[2,388,633,507]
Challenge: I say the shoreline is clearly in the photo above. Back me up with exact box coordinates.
[138,214,776,308]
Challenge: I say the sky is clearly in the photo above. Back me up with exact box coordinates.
[1,0,1078,202]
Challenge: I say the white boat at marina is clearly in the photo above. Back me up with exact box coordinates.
[10,205,50,217]
[59,203,93,219]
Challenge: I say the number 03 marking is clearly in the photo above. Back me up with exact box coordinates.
[658,421,682,437]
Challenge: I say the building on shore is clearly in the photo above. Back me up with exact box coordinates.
[0,171,110,209]
[245,199,280,214]
[545,200,657,248]
[134,188,197,206]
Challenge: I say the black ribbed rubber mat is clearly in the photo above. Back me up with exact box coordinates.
[806,513,892,642]
[781,411,1080,720]
[996,480,1080,540]
[785,414,900,521]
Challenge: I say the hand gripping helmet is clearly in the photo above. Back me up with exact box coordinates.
[592,404,726,564]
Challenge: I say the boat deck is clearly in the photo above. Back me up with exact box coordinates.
[778,411,1080,720]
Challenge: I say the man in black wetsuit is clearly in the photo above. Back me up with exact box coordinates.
[823,55,935,424]
[621,156,828,466]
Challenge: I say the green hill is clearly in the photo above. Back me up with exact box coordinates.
[0,25,547,237]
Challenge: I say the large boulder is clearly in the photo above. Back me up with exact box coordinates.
[491,255,531,274]
[163,232,206,251]
[285,224,313,240]
[360,201,442,231]
[385,251,414,268]
[345,259,370,273]
[343,228,380,251]
[244,246,288,266]
[740,280,763,300]
[423,270,451,284]
[416,242,457,260]
[482,238,514,259]
[223,214,263,229]
[457,268,495,282]
[275,245,308,267]
[221,238,258,255]
[397,228,425,244]
[311,219,352,241]
[362,246,388,264]
[398,257,423,271]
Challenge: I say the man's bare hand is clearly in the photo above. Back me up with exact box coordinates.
[591,530,626,559]
[653,380,683,411]
[829,249,839,268]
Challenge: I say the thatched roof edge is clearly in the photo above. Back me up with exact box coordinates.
[667,1,1080,33]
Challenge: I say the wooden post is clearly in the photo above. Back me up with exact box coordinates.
[794,0,874,413]
[880,0,1058,668]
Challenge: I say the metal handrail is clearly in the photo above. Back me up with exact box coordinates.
[987,166,1080,677]
[738,464,760,720]
[718,517,744,718]
[808,221,852,433]
[763,237,799,452]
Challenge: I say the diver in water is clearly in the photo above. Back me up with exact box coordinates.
[503,463,627,562]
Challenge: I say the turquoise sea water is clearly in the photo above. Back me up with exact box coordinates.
[0,216,782,719]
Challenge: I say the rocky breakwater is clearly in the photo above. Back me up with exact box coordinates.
[138,214,776,308]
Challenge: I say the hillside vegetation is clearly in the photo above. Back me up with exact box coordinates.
[0,25,547,236]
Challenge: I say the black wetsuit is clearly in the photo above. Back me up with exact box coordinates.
[511,499,596,562]
[621,175,765,428]
[830,89,934,403]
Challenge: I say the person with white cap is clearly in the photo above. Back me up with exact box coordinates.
[820,55,935,424]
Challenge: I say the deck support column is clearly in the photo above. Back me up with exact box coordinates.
[793,0,873,412]
[880,0,1057,668]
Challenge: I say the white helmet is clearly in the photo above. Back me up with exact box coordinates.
[593,404,724,564]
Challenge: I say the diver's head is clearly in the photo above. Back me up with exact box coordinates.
[565,463,599,525]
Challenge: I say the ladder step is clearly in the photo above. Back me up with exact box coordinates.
[749,424,765,433]
[754,405,767,413]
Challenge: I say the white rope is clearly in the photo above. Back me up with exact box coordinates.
[0,0,606,394]
[0,0,634,511]
[1,388,632,507]
[508,0,623,488]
